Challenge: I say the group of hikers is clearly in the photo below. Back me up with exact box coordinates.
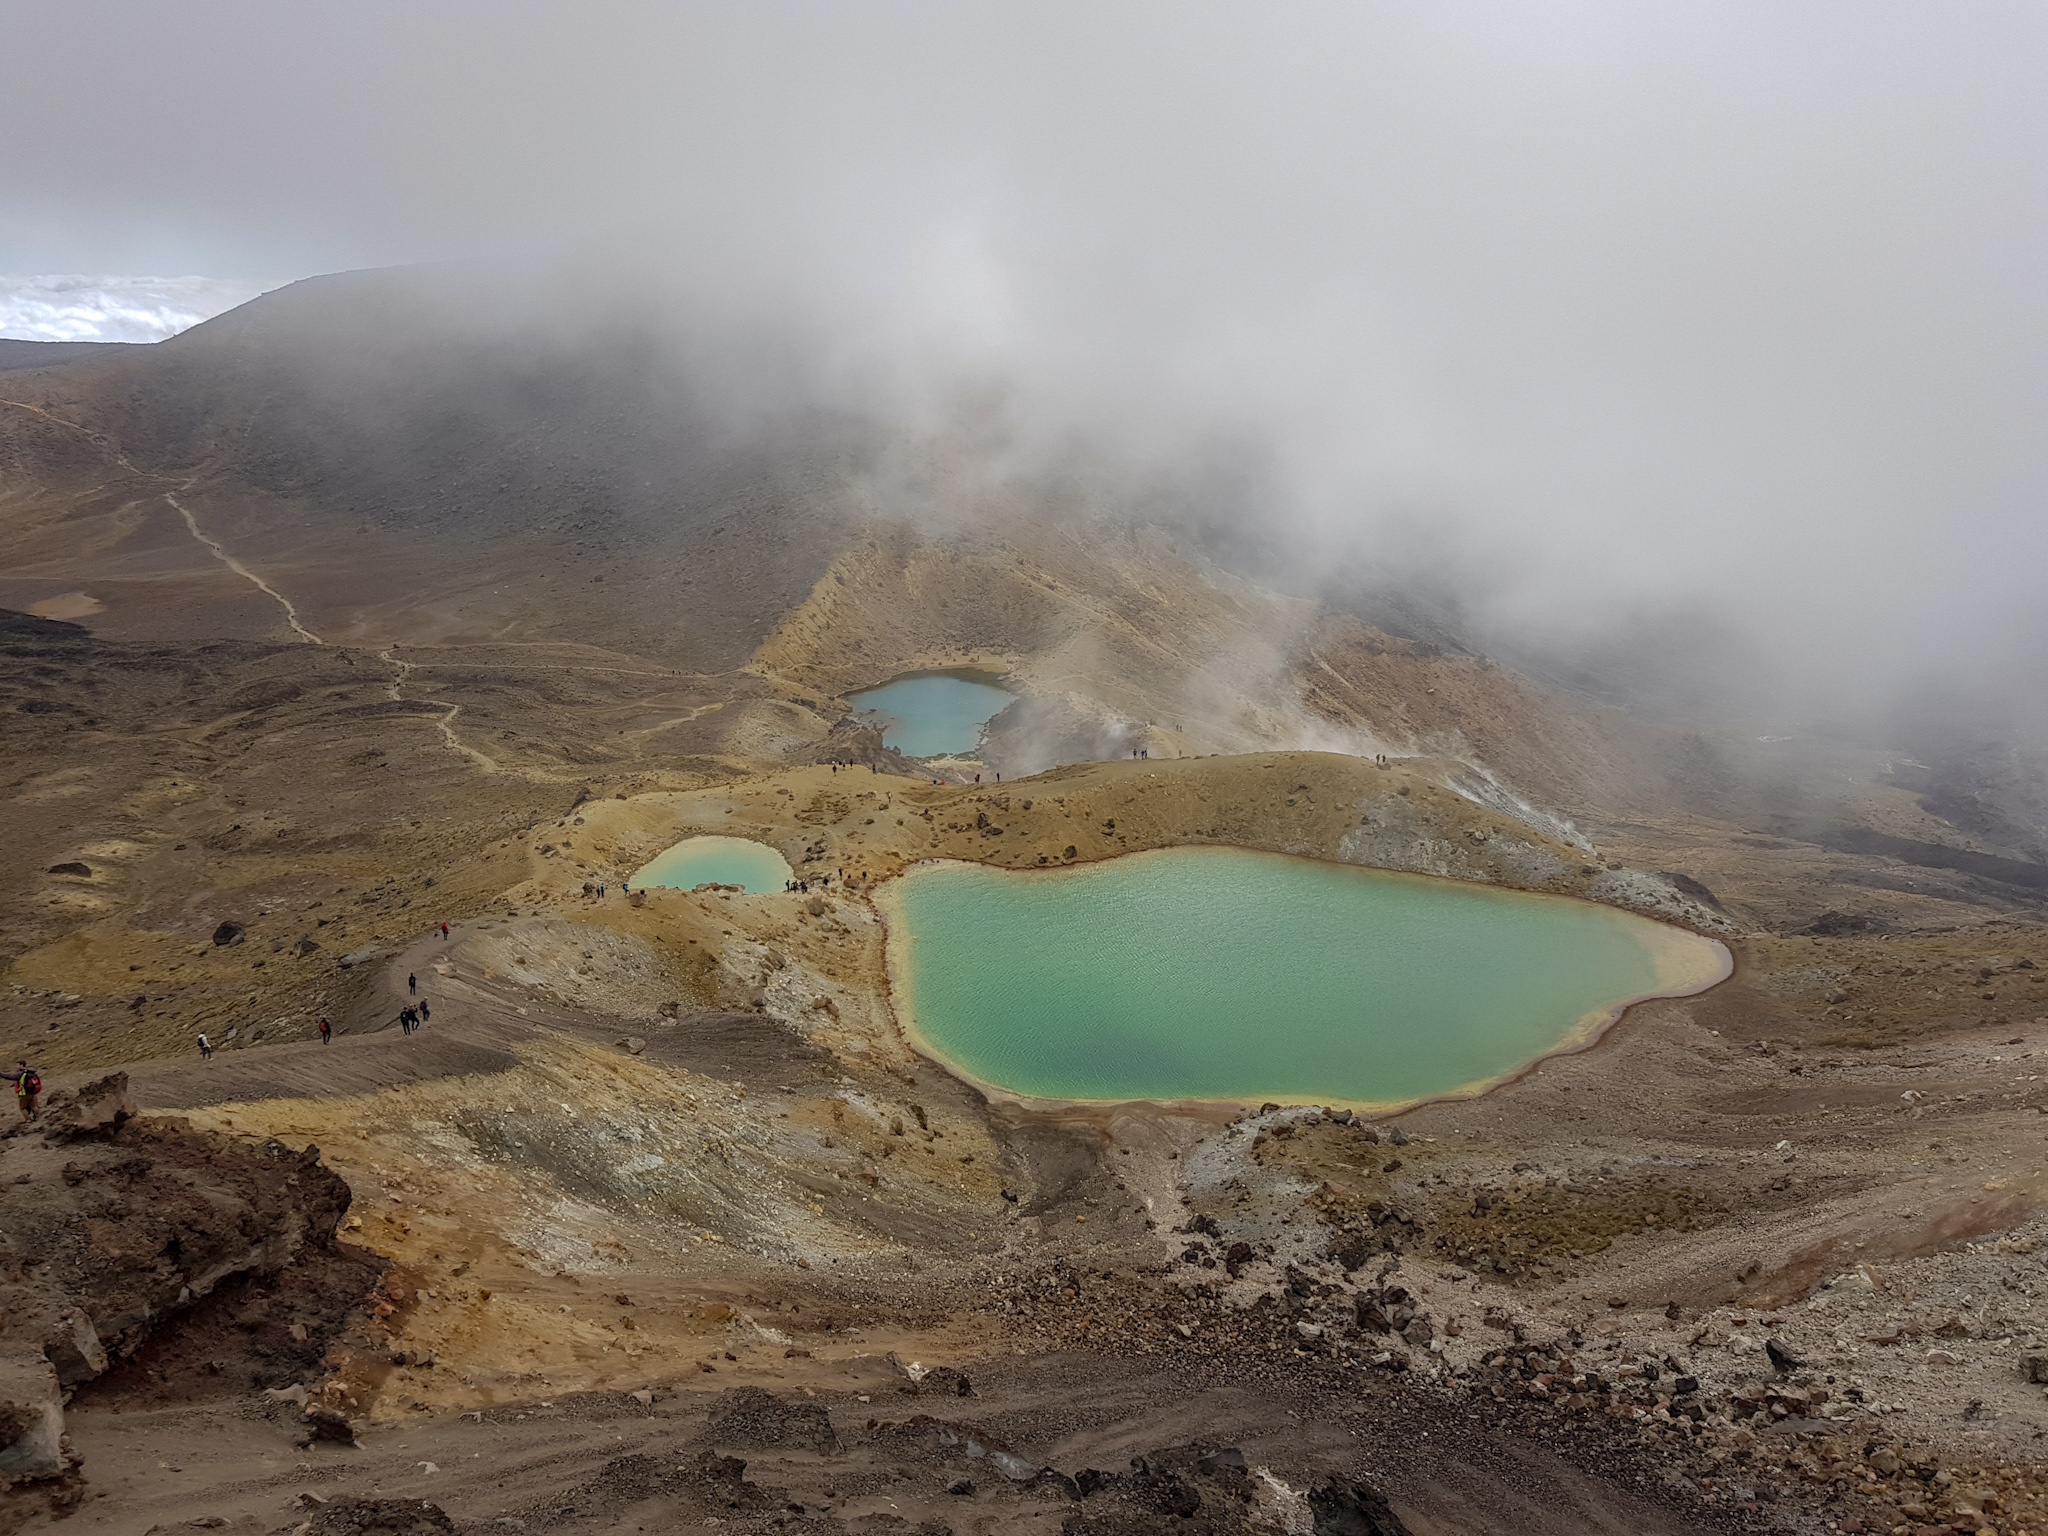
[11,925,460,1105]
[397,971,431,1034]
[187,933,448,1063]
[827,761,973,788]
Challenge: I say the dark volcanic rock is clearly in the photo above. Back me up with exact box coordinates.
[0,1080,369,1485]
[1310,1474,1413,1534]
[303,1496,454,1536]
[210,921,245,946]
[0,610,87,641]
[1658,870,1726,910]
[902,1364,975,1397]
[698,1386,839,1453]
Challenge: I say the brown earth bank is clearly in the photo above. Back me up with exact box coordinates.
[7,280,2048,1533]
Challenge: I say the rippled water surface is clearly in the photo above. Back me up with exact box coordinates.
[883,848,1727,1107]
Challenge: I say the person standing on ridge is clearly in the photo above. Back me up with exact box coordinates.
[197,1033,213,1061]
[408,972,417,995]
[4,1062,39,1120]
[318,1017,332,1045]
[440,921,449,939]
[417,998,430,1023]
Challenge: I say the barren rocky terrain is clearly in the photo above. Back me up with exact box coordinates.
[5,274,2048,1535]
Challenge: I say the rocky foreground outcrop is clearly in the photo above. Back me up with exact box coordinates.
[0,1074,371,1488]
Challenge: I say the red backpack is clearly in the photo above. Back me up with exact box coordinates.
[19,1071,39,1095]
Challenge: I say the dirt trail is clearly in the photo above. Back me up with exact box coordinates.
[379,647,503,772]
[2,393,324,645]
[59,1357,1724,1536]
[89,918,541,1112]
[164,489,325,644]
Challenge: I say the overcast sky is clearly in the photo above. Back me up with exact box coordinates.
[5,2,2044,722]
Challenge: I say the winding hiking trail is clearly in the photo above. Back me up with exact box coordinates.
[165,489,325,643]
[379,646,503,772]
[3,395,323,645]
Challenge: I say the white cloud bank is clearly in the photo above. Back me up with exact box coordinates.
[0,274,278,343]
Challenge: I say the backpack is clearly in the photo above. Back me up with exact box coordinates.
[19,1071,38,1095]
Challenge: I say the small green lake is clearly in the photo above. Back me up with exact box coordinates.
[881,848,1727,1109]
[846,670,1014,757]
[631,835,793,893]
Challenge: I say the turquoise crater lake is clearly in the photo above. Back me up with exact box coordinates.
[845,670,1014,757]
[880,848,1728,1109]
[631,835,793,894]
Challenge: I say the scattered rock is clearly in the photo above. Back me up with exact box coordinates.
[698,1387,838,1453]
[210,922,245,947]
[300,1496,454,1536]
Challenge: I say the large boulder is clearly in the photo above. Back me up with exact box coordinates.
[0,1080,364,1489]
[0,1358,64,1484]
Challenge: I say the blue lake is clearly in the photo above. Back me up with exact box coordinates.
[845,671,1014,757]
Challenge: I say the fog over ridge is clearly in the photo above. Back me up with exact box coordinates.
[4,2,2045,735]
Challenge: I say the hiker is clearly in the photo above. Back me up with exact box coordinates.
[440,921,449,939]
[408,972,417,995]
[318,1017,332,1045]
[197,1033,213,1061]
[5,1062,39,1120]
[417,998,430,1023]
[402,1005,418,1035]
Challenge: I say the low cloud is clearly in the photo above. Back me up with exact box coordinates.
[0,274,278,343]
